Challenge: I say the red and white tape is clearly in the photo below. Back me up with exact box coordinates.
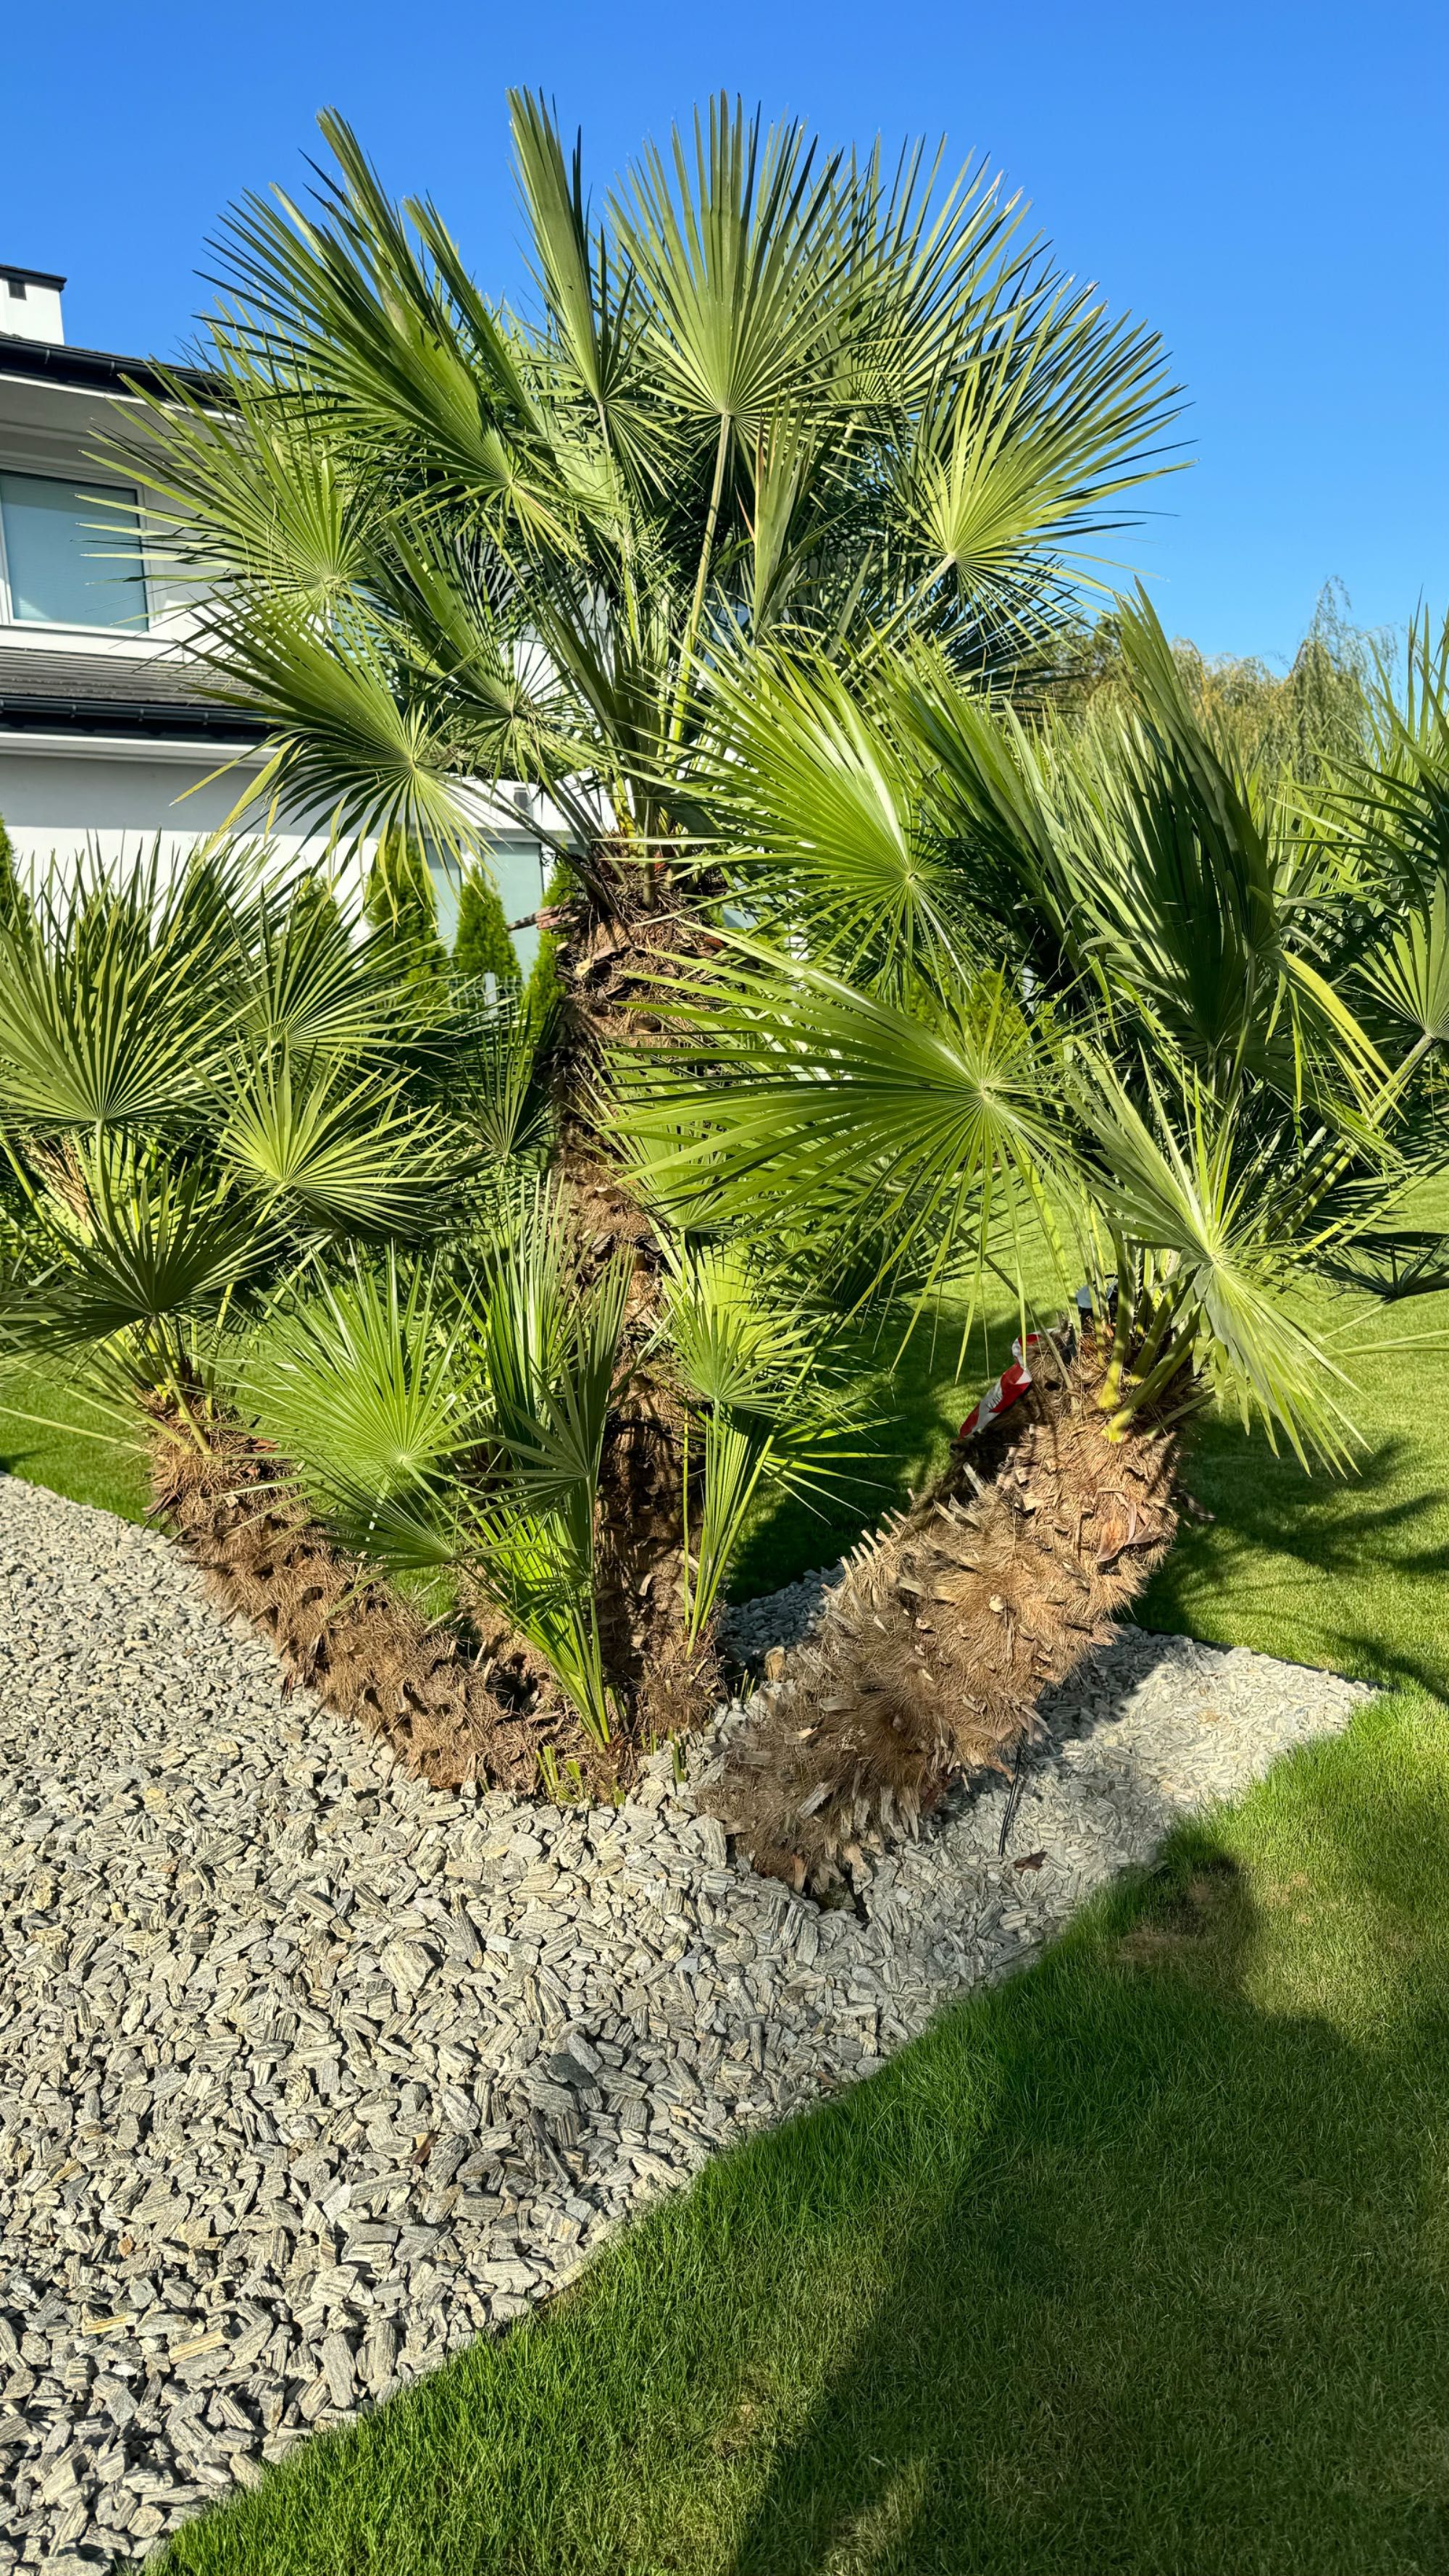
[958,1334,1043,1442]
[958,1292,1097,1444]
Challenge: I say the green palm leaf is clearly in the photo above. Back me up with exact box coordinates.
[612,99,848,439]
[663,1237,864,1636]
[625,942,1064,1297]
[4,1135,275,1356]
[218,1046,456,1234]
[243,1253,477,1558]
[1070,1054,1362,1465]
[696,651,964,987]
[0,845,250,1132]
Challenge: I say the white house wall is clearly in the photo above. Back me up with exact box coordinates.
[0,738,558,971]
[0,742,340,885]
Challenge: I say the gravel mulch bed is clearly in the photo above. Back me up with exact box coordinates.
[0,1474,1369,2569]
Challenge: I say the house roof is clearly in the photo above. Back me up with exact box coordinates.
[0,266,67,293]
[0,331,218,404]
[0,645,267,743]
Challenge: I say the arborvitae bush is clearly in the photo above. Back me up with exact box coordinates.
[454,866,521,989]
[0,814,26,929]
[523,860,572,1027]
[364,825,448,998]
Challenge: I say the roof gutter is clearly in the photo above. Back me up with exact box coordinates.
[0,338,219,403]
[0,695,267,743]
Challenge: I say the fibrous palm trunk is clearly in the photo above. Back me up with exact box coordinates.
[151,1418,558,1791]
[709,1330,1182,1888]
[544,852,724,1742]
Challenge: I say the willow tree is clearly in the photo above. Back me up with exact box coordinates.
[113,95,1181,1747]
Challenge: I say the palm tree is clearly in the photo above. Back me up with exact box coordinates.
[103,96,1181,1735]
[0,840,851,1776]
[0,840,548,1783]
[623,594,1440,1883]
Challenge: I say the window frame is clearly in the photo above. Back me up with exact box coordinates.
[0,464,153,635]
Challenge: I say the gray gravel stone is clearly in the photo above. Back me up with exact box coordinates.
[0,1473,1368,2561]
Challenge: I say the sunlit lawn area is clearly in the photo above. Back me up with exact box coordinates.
[7,1261,1449,2575]
[0,1371,151,1526]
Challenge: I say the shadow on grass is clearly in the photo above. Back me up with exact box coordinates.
[1142,1424,1449,1694]
[162,1699,1449,2576]
[724,1832,1449,2574]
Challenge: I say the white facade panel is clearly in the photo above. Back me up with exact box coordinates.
[0,742,342,886]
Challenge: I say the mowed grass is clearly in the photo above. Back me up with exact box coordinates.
[0,1362,151,1524]
[7,1264,1449,2573]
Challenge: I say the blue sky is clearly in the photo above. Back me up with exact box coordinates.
[6,0,1444,662]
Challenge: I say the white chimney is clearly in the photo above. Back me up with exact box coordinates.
[0,266,65,346]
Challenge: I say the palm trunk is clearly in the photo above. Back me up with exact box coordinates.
[149,1415,567,1793]
[542,848,725,1742]
[709,1331,1183,1889]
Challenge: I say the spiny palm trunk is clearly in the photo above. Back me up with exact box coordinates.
[546,850,724,1741]
[710,1332,1182,1889]
[150,1416,577,1793]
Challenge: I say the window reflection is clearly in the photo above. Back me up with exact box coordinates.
[0,472,148,628]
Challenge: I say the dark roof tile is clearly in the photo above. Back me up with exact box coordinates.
[0,645,267,742]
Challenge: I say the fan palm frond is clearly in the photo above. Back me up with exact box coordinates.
[662,1237,864,1639]
[1069,1055,1364,1464]
[5,1132,277,1361]
[888,291,1182,637]
[0,842,252,1132]
[626,943,1064,1302]
[505,91,658,477]
[243,1250,477,1562]
[117,356,376,614]
[196,598,480,855]
[693,651,965,989]
[611,99,848,443]
[217,1045,458,1235]
[239,867,401,1057]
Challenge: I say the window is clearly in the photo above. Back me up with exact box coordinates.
[0,471,149,629]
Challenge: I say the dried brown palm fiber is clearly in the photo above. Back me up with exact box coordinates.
[711,1333,1182,1887]
[543,861,727,1738]
[147,1415,592,1794]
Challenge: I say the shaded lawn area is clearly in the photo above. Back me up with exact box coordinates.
[160,1696,1449,2576]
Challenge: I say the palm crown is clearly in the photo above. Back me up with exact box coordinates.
[120,94,1180,856]
[630,594,1416,1467]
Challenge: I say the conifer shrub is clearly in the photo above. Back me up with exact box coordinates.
[454,865,522,989]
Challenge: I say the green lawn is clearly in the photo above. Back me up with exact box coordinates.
[0,1363,151,1523]
[8,1279,1449,2574]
